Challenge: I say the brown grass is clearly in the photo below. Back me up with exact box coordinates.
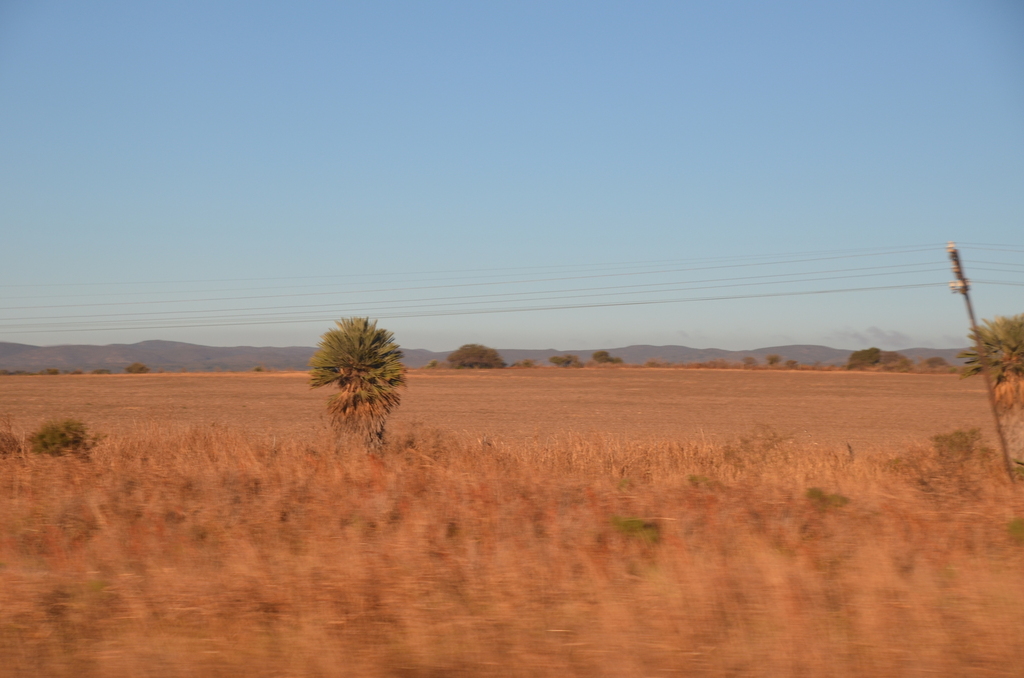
[0,369,995,446]
[1,371,1021,676]
[2,420,1024,677]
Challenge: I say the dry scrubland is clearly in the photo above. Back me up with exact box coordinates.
[1,371,1023,677]
[0,369,995,446]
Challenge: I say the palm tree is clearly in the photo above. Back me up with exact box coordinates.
[960,313,1024,460]
[309,317,406,450]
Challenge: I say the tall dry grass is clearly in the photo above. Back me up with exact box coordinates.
[1,419,1023,677]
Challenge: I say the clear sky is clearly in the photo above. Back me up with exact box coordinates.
[1,1,1022,351]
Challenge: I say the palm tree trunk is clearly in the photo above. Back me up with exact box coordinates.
[1002,406,1024,463]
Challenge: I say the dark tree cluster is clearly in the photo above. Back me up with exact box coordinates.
[447,344,506,369]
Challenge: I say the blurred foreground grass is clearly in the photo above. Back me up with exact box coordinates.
[1,420,1023,677]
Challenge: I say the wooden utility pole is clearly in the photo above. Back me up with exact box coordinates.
[947,241,1015,482]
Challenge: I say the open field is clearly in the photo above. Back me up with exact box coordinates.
[0,368,996,449]
[2,369,1021,677]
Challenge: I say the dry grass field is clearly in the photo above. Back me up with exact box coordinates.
[0,368,996,446]
[1,369,1022,677]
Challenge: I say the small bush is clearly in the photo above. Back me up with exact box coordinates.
[0,417,22,457]
[687,474,723,489]
[724,425,796,466]
[40,368,60,375]
[510,359,537,368]
[124,362,150,374]
[847,347,881,369]
[806,487,850,511]
[610,516,660,544]
[591,350,623,364]
[1009,518,1024,545]
[742,357,758,368]
[91,368,111,375]
[878,351,906,366]
[930,428,991,462]
[765,354,781,366]
[423,360,440,369]
[892,428,997,496]
[876,351,912,372]
[447,345,505,369]
[29,419,97,457]
[252,365,266,372]
[549,355,582,368]
[923,356,949,369]
[784,360,799,369]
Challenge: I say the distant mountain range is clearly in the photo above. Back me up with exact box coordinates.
[0,340,968,372]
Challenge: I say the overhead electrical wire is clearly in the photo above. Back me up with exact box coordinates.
[0,243,942,290]
[960,243,1024,253]
[0,242,1018,336]
[0,282,949,334]
[0,262,948,324]
[0,249,945,311]
[0,268,951,330]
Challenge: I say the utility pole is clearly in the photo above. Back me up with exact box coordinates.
[947,242,1015,482]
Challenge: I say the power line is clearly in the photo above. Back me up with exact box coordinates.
[0,262,947,323]
[960,244,1024,254]
[0,282,946,334]
[0,249,944,311]
[2,242,1013,340]
[0,244,941,292]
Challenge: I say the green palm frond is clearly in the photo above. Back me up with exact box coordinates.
[310,317,406,448]
[959,313,1024,409]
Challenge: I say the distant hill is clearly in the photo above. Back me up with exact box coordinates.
[0,340,967,372]
[0,340,317,372]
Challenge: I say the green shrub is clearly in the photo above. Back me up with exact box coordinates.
[447,344,505,369]
[806,487,850,511]
[124,362,150,374]
[549,355,582,368]
[930,428,991,462]
[687,474,722,489]
[847,347,881,369]
[591,350,623,364]
[511,359,537,368]
[765,354,781,366]
[91,369,111,375]
[610,516,660,543]
[1009,518,1024,545]
[877,351,911,372]
[30,419,97,457]
[40,368,60,375]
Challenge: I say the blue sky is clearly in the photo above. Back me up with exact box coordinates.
[1,1,1022,351]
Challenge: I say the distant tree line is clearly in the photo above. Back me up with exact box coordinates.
[846,348,952,372]
[427,346,627,369]
[0,363,149,375]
